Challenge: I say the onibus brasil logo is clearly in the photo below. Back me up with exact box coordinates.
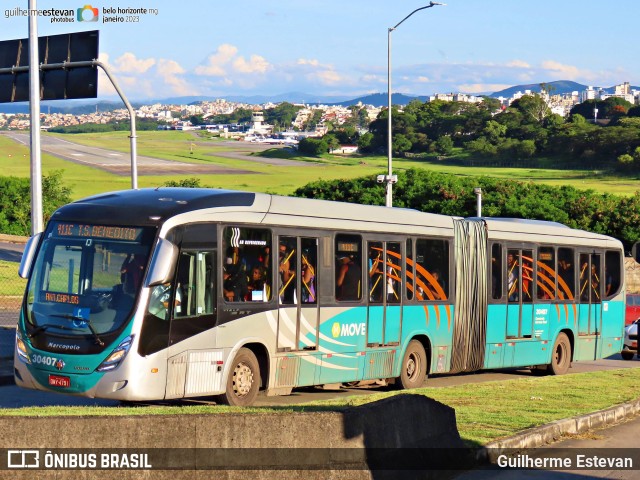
[77,4,99,22]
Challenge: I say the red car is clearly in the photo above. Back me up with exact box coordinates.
[627,294,640,325]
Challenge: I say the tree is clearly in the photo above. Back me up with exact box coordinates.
[357,132,374,153]
[434,136,454,155]
[392,134,412,156]
[0,171,71,235]
[324,134,340,153]
[164,178,203,188]
[482,120,507,143]
[509,94,551,124]
[298,137,328,156]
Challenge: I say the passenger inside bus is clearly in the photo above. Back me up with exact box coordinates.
[507,253,519,301]
[301,254,315,303]
[336,254,361,301]
[120,253,147,295]
[223,247,248,301]
[247,265,269,301]
[279,242,296,304]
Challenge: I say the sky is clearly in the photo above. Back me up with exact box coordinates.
[1,0,639,101]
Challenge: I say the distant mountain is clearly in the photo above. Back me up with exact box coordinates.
[151,92,352,106]
[490,80,640,98]
[333,92,429,107]
[0,100,139,115]
[2,80,638,114]
[490,80,587,98]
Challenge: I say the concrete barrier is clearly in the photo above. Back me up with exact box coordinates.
[0,394,472,479]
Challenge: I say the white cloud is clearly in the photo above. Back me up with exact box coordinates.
[113,52,156,74]
[297,58,320,66]
[233,54,270,74]
[315,69,342,85]
[457,83,512,94]
[157,59,191,96]
[540,60,584,80]
[194,44,238,76]
[506,60,531,69]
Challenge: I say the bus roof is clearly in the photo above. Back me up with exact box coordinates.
[51,188,621,248]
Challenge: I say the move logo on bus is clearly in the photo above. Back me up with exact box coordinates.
[331,322,366,338]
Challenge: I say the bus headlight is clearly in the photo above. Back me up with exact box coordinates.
[97,335,134,372]
[16,333,31,364]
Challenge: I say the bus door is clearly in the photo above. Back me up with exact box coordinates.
[366,241,402,346]
[276,236,319,351]
[578,253,601,338]
[506,248,535,339]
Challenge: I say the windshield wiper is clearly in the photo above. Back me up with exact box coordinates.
[51,314,105,346]
[28,323,74,338]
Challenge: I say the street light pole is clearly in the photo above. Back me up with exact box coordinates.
[385,2,445,207]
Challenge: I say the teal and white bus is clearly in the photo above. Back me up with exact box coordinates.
[15,188,625,405]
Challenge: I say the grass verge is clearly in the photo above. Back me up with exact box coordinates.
[0,260,26,296]
[2,367,639,446]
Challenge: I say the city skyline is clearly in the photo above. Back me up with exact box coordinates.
[1,0,639,101]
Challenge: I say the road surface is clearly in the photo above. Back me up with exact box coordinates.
[1,131,314,174]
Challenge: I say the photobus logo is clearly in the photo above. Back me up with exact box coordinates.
[77,4,99,22]
[7,450,39,469]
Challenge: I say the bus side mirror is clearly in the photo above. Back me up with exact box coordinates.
[18,233,42,279]
[145,238,178,287]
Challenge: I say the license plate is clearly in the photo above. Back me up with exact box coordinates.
[48,374,70,388]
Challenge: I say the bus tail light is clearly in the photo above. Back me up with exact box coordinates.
[97,335,134,372]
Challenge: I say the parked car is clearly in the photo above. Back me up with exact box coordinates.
[626,294,640,325]
[621,319,638,360]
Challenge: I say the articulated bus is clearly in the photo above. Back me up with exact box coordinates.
[15,189,625,406]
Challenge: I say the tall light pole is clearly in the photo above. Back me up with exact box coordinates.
[28,0,43,234]
[384,2,445,207]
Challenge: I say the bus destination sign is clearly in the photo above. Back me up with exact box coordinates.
[54,223,143,242]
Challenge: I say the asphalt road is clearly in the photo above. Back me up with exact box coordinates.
[0,131,312,174]
[1,351,638,409]
[0,240,23,263]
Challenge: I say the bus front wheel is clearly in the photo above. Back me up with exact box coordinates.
[217,348,260,406]
[549,333,571,375]
[397,340,427,389]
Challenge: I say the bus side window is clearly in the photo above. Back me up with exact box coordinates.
[222,227,272,303]
[335,234,362,301]
[406,239,414,301]
[604,250,621,298]
[537,247,556,300]
[175,251,215,318]
[557,247,575,300]
[491,244,502,300]
[415,238,449,301]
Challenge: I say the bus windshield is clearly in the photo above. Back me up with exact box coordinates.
[25,222,156,337]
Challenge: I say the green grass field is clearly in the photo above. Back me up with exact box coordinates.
[0,260,26,296]
[1,131,638,200]
[1,368,639,446]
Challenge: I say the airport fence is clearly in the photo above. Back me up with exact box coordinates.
[0,234,27,327]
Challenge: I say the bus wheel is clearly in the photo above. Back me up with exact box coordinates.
[621,351,634,361]
[218,348,260,406]
[397,340,427,389]
[549,333,571,375]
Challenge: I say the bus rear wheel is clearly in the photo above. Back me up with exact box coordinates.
[549,333,571,375]
[396,340,427,389]
[621,351,634,361]
[217,348,260,406]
